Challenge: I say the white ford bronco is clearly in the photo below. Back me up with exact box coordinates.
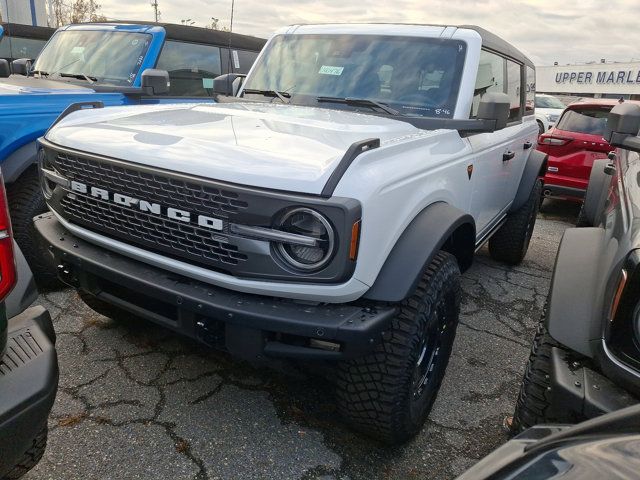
[35,24,544,443]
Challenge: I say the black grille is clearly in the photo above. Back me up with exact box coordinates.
[52,152,249,270]
[55,152,249,218]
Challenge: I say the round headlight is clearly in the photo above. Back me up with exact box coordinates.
[276,208,335,271]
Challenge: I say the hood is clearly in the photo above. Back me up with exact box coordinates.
[47,102,428,194]
[0,75,93,95]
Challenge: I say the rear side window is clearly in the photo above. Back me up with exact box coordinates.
[556,108,610,135]
[471,50,505,117]
[506,60,522,120]
[0,36,47,60]
[525,66,535,115]
[157,40,222,96]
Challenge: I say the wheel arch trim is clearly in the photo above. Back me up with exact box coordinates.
[511,149,547,212]
[363,202,475,302]
[546,227,606,358]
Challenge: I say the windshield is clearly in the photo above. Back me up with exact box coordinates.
[535,95,565,109]
[32,30,152,86]
[243,34,467,118]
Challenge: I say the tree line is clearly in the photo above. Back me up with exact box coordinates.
[50,0,108,27]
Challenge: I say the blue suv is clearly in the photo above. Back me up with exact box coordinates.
[0,22,264,285]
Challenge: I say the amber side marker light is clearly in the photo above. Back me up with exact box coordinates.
[349,220,361,261]
[610,269,628,322]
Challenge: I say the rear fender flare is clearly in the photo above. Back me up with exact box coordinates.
[581,159,612,227]
[512,149,547,212]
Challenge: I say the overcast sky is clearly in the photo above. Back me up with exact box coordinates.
[98,0,639,66]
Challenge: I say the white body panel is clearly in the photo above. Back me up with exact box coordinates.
[44,23,538,302]
[47,102,424,195]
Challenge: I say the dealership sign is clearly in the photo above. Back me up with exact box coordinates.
[555,70,640,85]
[537,63,640,94]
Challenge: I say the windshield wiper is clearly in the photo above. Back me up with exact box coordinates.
[59,72,97,84]
[242,88,290,103]
[316,96,401,116]
[30,70,50,77]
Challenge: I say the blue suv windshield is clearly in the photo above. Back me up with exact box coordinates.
[242,34,467,118]
[32,30,152,86]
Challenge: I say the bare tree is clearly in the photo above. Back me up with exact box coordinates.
[51,0,70,27]
[50,0,107,27]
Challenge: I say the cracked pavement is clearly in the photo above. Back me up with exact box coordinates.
[23,200,578,480]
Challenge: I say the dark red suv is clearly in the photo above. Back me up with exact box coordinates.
[537,99,640,201]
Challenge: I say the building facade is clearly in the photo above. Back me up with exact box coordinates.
[537,62,640,100]
[0,0,47,27]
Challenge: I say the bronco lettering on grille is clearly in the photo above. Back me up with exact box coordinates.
[69,180,224,231]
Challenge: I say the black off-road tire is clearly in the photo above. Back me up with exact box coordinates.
[336,251,461,444]
[576,204,590,227]
[2,426,47,479]
[489,179,542,265]
[78,290,141,323]
[6,167,60,289]
[512,318,583,433]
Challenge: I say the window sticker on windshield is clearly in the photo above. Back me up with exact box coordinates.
[202,78,214,89]
[319,65,344,76]
[232,50,240,69]
[71,46,85,55]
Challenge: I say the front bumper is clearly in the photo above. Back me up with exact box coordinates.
[35,213,396,361]
[0,306,58,478]
[546,347,637,420]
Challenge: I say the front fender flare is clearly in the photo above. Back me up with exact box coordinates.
[1,140,38,184]
[546,227,606,358]
[363,202,475,303]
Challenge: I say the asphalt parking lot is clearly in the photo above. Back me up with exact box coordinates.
[23,200,578,480]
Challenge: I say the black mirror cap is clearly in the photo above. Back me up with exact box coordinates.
[140,68,170,95]
[11,58,32,76]
[477,92,511,131]
[212,73,245,97]
[0,59,10,78]
[605,103,640,142]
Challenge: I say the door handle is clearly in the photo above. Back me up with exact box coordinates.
[523,141,533,150]
[503,150,516,162]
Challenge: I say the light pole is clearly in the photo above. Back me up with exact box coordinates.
[150,0,160,23]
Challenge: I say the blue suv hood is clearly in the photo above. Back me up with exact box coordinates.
[0,75,93,95]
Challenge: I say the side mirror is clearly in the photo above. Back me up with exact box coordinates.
[605,103,640,153]
[477,92,510,131]
[0,59,10,78]
[212,73,245,97]
[141,68,170,95]
[11,58,32,76]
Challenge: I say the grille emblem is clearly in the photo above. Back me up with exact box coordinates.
[69,180,224,231]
